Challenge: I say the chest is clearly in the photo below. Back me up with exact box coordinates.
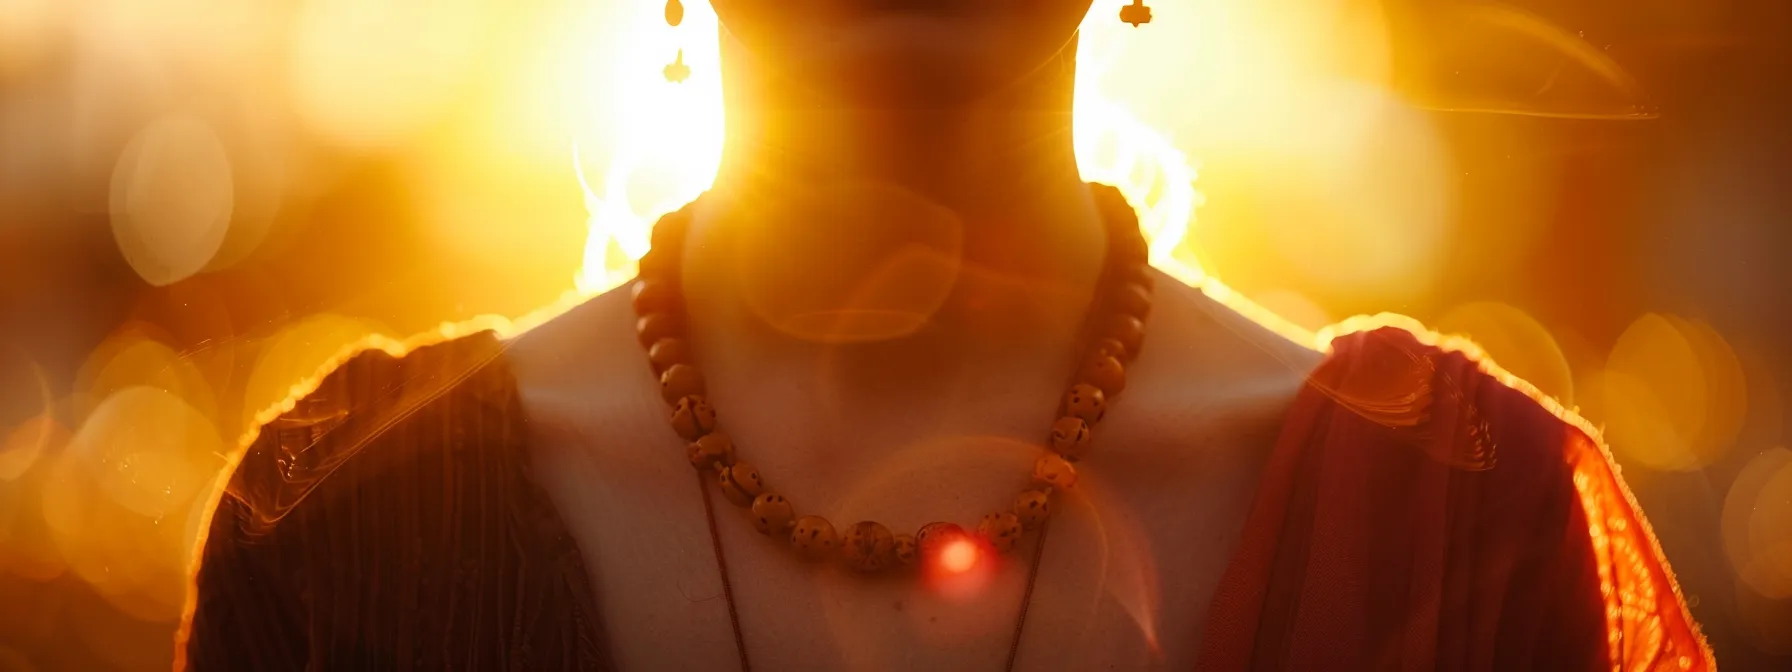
[521,372,1282,672]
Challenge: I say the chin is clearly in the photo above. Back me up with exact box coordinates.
[807,26,1062,107]
[720,7,1082,108]
[809,51,1002,107]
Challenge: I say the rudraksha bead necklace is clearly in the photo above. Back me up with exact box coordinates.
[632,184,1153,575]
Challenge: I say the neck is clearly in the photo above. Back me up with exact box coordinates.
[709,39,1089,227]
[682,32,1110,370]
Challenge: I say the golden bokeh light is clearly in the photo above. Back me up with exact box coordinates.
[1724,447,1792,599]
[0,415,61,486]
[198,118,287,275]
[1587,315,1753,472]
[1580,368,1689,471]
[126,282,240,401]
[1596,314,1717,471]
[288,0,491,150]
[0,415,69,584]
[0,344,53,481]
[1751,455,1792,599]
[0,412,71,584]
[108,116,236,288]
[1675,317,1750,464]
[74,328,217,427]
[240,313,396,433]
[39,448,103,588]
[1436,301,1574,405]
[40,394,207,625]
[68,387,223,520]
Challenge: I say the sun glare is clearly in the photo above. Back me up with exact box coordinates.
[572,0,1207,295]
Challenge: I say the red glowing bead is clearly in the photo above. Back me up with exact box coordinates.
[938,538,979,574]
[916,522,966,557]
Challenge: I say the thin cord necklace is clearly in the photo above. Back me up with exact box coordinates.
[630,183,1154,670]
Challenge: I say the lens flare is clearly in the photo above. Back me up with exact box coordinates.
[571,1,1205,294]
[1391,2,1654,120]
[1435,301,1574,405]
[108,116,235,287]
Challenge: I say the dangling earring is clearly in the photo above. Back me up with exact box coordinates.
[1119,0,1153,27]
[663,0,691,83]
[664,49,690,83]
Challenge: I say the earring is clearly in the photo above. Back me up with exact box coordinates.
[1119,0,1152,27]
[663,0,690,82]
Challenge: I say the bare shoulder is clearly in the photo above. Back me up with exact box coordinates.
[504,286,641,392]
[1079,269,1326,502]
[1034,271,1330,667]
[1125,271,1325,430]
[502,285,666,457]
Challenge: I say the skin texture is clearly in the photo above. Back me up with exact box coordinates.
[509,2,1324,669]
[513,273,1320,670]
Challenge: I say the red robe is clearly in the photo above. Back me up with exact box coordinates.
[1198,323,1713,671]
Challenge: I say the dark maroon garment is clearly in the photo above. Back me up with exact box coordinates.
[178,326,1708,670]
[1194,326,1709,671]
[179,333,609,671]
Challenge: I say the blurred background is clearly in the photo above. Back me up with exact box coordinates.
[1,0,1789,669]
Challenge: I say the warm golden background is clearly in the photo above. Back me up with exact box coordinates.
[2,0,1790,669]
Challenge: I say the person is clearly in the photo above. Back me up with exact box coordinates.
[177,1,1712,669]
